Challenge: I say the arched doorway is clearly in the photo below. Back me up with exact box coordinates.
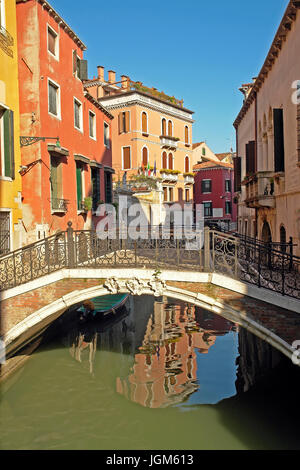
[262,221,272,243]
[280,225,287,253]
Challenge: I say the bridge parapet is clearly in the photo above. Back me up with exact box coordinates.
[0,224,300,301]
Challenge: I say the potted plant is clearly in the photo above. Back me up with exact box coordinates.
[83,197,93,211]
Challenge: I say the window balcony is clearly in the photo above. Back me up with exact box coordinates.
[242,171,277,208]
[160,135,179,151]
[183,173,194,185]
[51,198,69,213]
[160,170,179,183]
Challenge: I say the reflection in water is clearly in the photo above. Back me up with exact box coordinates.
[1,295,299,450]
[62,296,237,408]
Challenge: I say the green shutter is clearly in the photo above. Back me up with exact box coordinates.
[50,157,58,200]
[76,164,82,209]
[3,110,14,179]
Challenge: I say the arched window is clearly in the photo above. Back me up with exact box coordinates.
[168,120,173,137]
[262,221,272,243]
[162,118,167,136]
[142,112,148,134]
[162,151,167,169]
[168,153,173,170]
[185,156,190,173]
[142,147,148,167]
[280,225,287,252]
[184,126,189,145]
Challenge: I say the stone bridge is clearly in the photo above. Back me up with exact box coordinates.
[1,225,300,370]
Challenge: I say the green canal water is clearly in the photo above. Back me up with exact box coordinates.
[1,295,300,450]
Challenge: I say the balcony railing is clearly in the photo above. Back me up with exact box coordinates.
[160,170,179,183]
[243,171,276,208]
[184,174,194,185]
[51,198,69,213]
[160,135,179,151]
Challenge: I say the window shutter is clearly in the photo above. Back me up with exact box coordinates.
[79,59,88,80]
[50,157,58,200]
[76,164,83,208]
[142,147,148,167]
[168,153,173,170]
[168,120,172,137]
[273,108,285,172]
[3,110,14,179]
[162,119,166,136]
[123,147,131,169]
[48,29,56,55]
[185,156,190,173]
[125,111,130,133]
[234,156,241,192]
[246,141,255,175]
[73,50,77,74]
[185,126,189,144]
[49,83,57,115]
[162,151,167,169]
[119,112,124,134]
[142,112,147,134]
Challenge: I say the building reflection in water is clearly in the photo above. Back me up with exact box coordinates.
[116,298,236,408]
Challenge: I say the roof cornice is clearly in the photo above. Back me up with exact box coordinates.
[16,0,87,51]
[233,0,300,128]
[84,91,114,120]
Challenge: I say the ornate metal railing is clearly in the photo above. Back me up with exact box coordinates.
[0,223,300,300]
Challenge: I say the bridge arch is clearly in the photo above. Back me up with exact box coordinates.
[4,273,295,366]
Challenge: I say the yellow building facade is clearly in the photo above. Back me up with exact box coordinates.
[0,0,22,253]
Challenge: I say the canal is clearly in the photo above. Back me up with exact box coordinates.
[1,295,300,450]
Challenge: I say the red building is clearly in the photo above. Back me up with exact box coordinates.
[16,0,114,244]
[193,160,237,231]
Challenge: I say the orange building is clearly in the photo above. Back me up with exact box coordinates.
[84,69,195,224]
[16,0,113,244]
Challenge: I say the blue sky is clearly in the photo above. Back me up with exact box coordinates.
[49,0,289,153]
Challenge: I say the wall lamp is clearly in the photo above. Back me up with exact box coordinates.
[20,136,61,148]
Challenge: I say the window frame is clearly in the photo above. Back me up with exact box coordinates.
[202,179,212,194]
[104,121,110,148]
[74,97,83,132]
[48,78,61,120]
[225,200,232,215]
[141,110,149,136]
[0,0,6,29]
[47,23,59,60]
[203,201,213,217]
[225,179,231,193]
[88,110,96,140]
[122,145,131,170]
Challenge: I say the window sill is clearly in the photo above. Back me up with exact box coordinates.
[74,126,83,134]
[0,176,13,182]
[51,209,67,215]
[77,210,87,215]
[48,111,61,121]
[48,50,59,61]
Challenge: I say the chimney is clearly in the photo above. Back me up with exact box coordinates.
[108,70,116,84]
[121,75,130,90]
[97,66,104,82]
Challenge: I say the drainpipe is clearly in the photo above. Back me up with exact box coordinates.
[254,92,258,239]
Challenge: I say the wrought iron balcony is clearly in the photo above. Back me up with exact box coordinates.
[51,198,69,213]
[243,171,276,208]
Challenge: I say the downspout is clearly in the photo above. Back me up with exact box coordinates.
[254,92,258,239]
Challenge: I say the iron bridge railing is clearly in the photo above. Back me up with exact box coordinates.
[0,223,299,300]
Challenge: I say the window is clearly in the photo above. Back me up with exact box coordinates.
[169,187,174,202]
[273,108,285,172]
[234,156,241,192]
[74,98,82,131]
[162,118,167,136]
[91,168,100,211]
[245,141,256,175]
[0,107,15,179]
[50,155,63,210]
[142,112,148,135]
[0,0,5,28]
[185,188,190,202]
[104,122,110,148]
[185,156,190,173]
[47,25,58,58]
[73,50,87,80]
[225,201,232,215]
[123,146,131,170]
[142,147,148,167]
[118,111,130,134]
[89,111,96,139]
[48,80,60,118]
[76,162,85,210]
[280,225,287,253]
[163,187,168,202]
[0,211,11,255]
[202,179,212,193]
[204,202,212,217]
[184,126,189,145]
[202,147,206,156]
[168,153,173,170]
[162,151,167,169]
[105,171,112,203]
[225,179,231,192]
[168,120,173,137]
